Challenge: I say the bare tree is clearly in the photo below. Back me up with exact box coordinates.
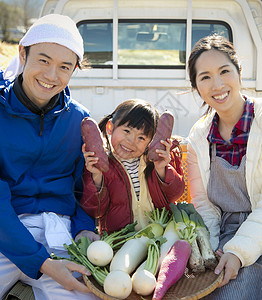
[10,0,41,31]
[17,0,40,31]
[0,0,44,42]
[0,2,23,42]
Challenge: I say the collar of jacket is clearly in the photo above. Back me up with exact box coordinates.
[12,74,65,136]
[13,74,60,116]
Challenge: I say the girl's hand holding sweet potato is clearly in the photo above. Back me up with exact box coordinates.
[153,138,172,180]
[81,117,109,173]
[82,144,103,188]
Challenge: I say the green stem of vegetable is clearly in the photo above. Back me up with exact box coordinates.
[170,203,197,244]
[144,237,166,276]
[177,201,196,215]
[144,207,171,228]
[133,224,155,239]
[102,221,137,249]
[190,212,217,269]
[107,224,156,254]
[171,203,184,223]
[110,231,137,249]
[64,239,108,286]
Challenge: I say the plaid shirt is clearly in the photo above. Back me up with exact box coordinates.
[207,97,254,166]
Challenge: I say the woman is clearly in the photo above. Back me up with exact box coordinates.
[187,34,262,299]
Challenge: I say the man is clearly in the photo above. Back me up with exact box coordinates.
[0,14,100,300]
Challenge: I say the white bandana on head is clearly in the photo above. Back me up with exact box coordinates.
[3,14,84,81]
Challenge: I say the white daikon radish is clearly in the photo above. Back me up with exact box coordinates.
[158,220,180,267]
[110,236,148,274]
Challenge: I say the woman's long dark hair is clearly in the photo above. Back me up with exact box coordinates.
[188,34,241,115]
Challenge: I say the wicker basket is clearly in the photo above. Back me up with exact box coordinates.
[83,268,223,300]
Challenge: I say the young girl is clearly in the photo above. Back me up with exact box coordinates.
[81,99,185,234]
[187,34,262,299]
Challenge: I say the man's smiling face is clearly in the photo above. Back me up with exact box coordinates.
[19,42,77,108]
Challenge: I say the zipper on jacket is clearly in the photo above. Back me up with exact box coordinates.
[39,112,44,136]
[13,75,61,137]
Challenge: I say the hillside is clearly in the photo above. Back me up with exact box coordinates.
[0,42,19,70]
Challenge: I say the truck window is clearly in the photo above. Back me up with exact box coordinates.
[77,20,113,67]
[77,20,232,68]
[118,20,185,68]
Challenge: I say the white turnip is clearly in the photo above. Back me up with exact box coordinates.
[132,236,165,296]
[104,270,132,299]
[86,240,113,266]
[132,269,156,296]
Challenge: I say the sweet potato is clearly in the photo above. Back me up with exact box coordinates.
[81,117,109,173]
[148,111,174,161]
[152,240,191,300]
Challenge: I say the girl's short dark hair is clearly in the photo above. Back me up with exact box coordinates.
[99,99,159,143]
[99,99,183,179]
[99,99,159,178]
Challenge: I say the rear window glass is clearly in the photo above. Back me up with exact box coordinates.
[78,20,113,66]
[77,20,232,68]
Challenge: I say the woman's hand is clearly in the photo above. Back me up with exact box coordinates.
[215,252,241,287]
[82,144,103,188]
[153,139,172,180]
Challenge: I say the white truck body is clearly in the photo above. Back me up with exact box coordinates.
[40,0,262,138]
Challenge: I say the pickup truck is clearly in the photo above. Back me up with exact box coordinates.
[39,0,262,138]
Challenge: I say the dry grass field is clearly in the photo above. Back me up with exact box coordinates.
[0,42,19,70]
